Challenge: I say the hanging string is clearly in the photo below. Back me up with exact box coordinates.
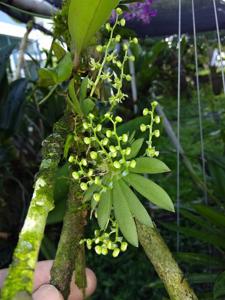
[191,0,207,203]
[212,0,225,94]
[176,0,182,252]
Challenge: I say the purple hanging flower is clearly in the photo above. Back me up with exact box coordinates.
[124,0,157,24]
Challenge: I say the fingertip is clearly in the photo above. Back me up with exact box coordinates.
[34,260,53,290]
[33,284,63,300]
[68,268,97,300]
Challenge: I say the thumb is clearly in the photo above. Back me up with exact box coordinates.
[33,284,63,300]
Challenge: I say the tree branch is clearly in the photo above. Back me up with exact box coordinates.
[137,222,198,300]
[0,118,68,300]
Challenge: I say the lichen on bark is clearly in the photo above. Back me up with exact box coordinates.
[0,119,68,300]
[50,181,87,299]
[137,221,198,300]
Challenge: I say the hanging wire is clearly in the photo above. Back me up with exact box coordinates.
[212,0,225,94]
[176,0,182,252]
[191,0,208,203]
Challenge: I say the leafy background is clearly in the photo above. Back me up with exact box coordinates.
[1,4,225,300]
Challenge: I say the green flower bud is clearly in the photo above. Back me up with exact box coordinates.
[116,61,122,68]
[129,55,135,62]
[96,124,102,132]
[101,247,108,255]
[95,245,102,255]
[154,130,160,138]
[93,193,101,202]
[90,151,97,160]
[122,134,128,143]
[120,18,126,27]
[130,160,136,168]
[115,116,123,123]
[88,113,95,120]
[116,7,123,15]
[121,242,128,252]
[72,171,79,180]
[126,75,132,81]
[104,112,111,119]
[106,130,112,138]
[111,151,117,158]
[83,122,89,130]
[68,155,75,163]
[140,124,147,132]
[87,239,92,250]
[80,182,88,191]
[113,161,121,169]
[109,145,116,153]
[87,169,93,177]
[96,45,103,52]
[133,37,138,44]
[125,147,131,156]
[81,158,87,166]
[105,23,111,31]
[155,116,161,124]
[107,241,113,250]
[151,101,158,107]
[123,43,128,51]
[112,248,120,258]
[143,108,149,116]
[84,137,91,145]
[94,176,101,186]
[102,138,109,146]
[115,34,121,42]
[95,237,100,244]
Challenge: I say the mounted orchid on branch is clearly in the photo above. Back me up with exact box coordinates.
[0,1,197,300]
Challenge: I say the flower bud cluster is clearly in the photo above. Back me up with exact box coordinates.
[80,221,128,257]
[140,101,161,157]
[69,112,136,204]
[88,8,139,109]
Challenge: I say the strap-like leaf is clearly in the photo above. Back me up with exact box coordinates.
[113,181,138,247]
[124,174,174,212]
[126,138,144,159]
[119,180,153,227]
[81,98,95,116]
[97,190,112,230]
[68,0,120,55]
[130,157,170,174]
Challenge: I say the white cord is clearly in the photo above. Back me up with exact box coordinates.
[191,0,207,203]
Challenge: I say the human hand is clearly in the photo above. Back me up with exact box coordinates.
[0,260,97,300]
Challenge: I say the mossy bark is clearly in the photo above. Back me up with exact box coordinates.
[50,182,87,299]
[0,119,67,300]
[137,222,198,300]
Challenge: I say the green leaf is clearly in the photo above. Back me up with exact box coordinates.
[55,52,73,83]
[113,180,138,247]
[119,180,153,227]
[64,134,74,159]
[52,42,66,60]
[214,272,225,299]
[81,98,95,116]
[38,68,57,87]
[124,174,174,212]
[130,157,170,174]
[97,190,112,230]
[193,204,225,228]
[162,222,225,249]
[126,138,144,159]
[79,77,89,101]
[68,0,120,55]
[68,79,82,115]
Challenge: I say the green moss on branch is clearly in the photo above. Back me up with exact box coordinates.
[1,119,68,300]
[137,222,198,300]
[50,182,87,299]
